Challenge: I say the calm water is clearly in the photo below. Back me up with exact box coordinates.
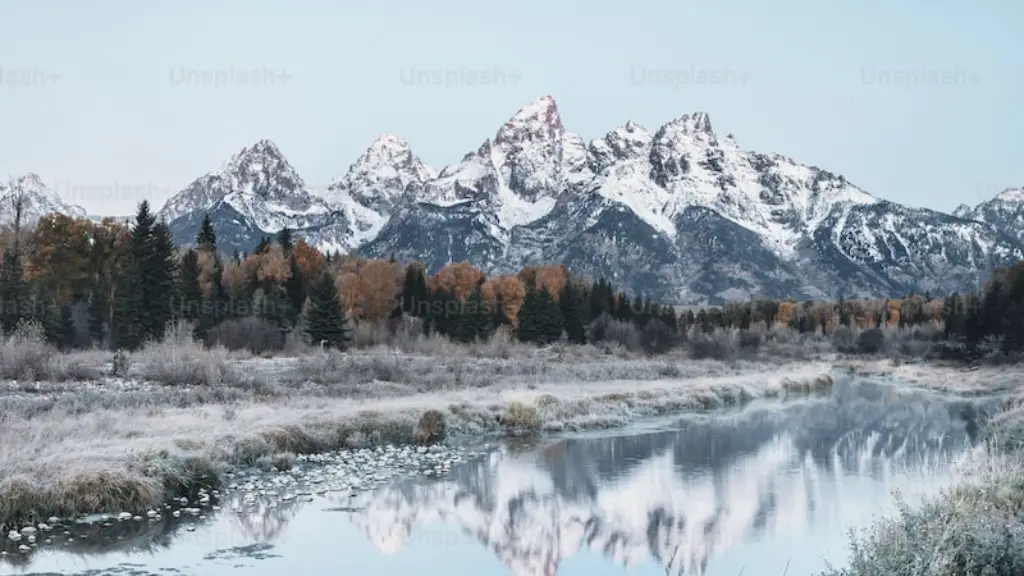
[3,378,984,576]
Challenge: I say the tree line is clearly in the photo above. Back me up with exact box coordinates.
[1,200,1023,357]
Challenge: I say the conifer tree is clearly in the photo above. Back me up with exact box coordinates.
[277,227,293,254]
[453,285,493,343]
[145,221,177,340]
[0,245,28,333]
[1002,272,1024,353]
[196,214,217,252]
[304,272,351,349]
[284,255,306,326]
[0,191,28,333]
[980,280,1003,339]
[178,249,203,322]
[517,287,563,344]
[559,280,587,344]
[401,263,430,317]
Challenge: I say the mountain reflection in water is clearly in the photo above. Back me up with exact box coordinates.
[355,380,976,575]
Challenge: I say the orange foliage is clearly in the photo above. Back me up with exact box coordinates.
[335,272,362,318]
[25,215,101,303]
[292,239,325,279]
[220,259,247,292]
[357,259,401,321]
[776,301,796,326]
[534,265,567,299]
[242,244,292,285]
[481,275,527,325]
[432,261,484,301]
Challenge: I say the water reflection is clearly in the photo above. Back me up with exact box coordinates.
[351,379,977,575]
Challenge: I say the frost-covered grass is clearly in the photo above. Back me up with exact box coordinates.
[2,320,1021,545]
[816,388,1024,576]
[0,324,845,531]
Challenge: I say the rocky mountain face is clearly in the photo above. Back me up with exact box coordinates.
[954,188,1024,247]
[13,97,1023,303]
[350,381,976,575]
[0,174,87,227]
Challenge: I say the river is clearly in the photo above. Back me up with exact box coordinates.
[1,376,986,576]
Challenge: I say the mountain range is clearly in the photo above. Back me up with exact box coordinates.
[3,95,1022,304]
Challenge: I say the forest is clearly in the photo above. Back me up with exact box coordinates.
[1,198,1023,360]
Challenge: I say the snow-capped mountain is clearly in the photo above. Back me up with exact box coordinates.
[0,174,87,226]
[157,140,354,251]
[350,382,977,575]
[315,134,437,249]
[954,187,1024,247]
[152,95,1021,302]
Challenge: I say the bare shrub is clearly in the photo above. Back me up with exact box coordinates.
[413,409,446,444]
[0,320,55,380]
[688,329,738,360]
[502,401,540,430]
[206,317,285,356]
[738,330,762,352]
[856,328,886,355]
[601,317,642,352]
[832,326,858,354]
[640,319,674,355]
[133,321,242,387]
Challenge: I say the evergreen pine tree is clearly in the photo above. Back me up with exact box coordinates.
[1002,271,1024,353]
[196,214,217,252]
[112,257,143,350]
[277,227,294,254]
[304,272,351,349]
[145,221,177,341]
[942,293,963,340]
[178,249,203,322]
[980,280,1003,339]
[284,256,306,327]
[0,245,28,333]
[559,280,587,344]
[195,258,228,342]
[401,263,430,317]
[517,287,563,344]
[87,289,107,346]
[453,286,493,343]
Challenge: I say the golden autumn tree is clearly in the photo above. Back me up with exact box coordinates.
[776,301,796,326]
[24,214,95,304]
[481,275,527,325]
[335,271,362,319]
[291,238,325,280]
[355,259,401,322]
[533,265,568,300]
[432,261,485,302]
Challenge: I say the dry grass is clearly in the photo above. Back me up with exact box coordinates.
[0,327,842,532]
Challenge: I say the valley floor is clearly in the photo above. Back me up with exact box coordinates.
[1,336,1022,573]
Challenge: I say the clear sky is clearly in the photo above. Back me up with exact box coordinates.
[1,0,1021,216]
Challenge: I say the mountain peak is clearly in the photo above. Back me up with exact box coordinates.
[495,95,563,145]
[666,111,714,135]
[0,173,87,225]
[995,187,1024,203]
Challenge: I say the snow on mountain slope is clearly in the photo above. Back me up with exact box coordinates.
[352,385,973,575]
[0,174,87,226]
[421,95,591,232]
[158,140,346,251]
[586,112,878,256]
[954,187,1024,246]
[317,134,437,247]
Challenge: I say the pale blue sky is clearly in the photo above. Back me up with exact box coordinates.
[1,0,1021,216]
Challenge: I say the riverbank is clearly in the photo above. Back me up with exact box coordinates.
[2,331,1020,545]
[815,377,1024,576]
[0,332,846,533]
